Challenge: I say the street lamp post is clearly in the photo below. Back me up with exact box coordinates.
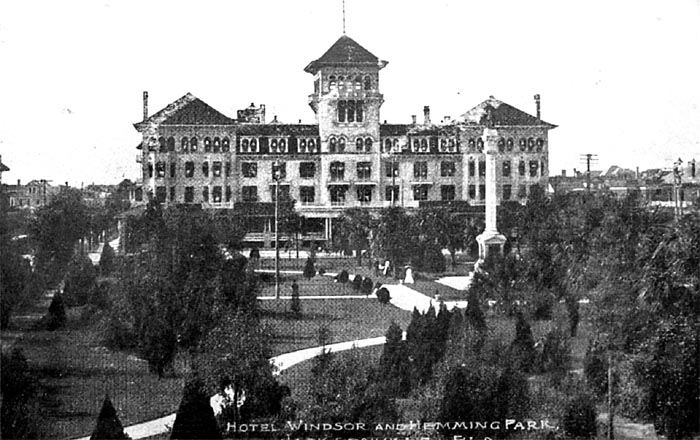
[673,158,683,221]
[273,162,281,299]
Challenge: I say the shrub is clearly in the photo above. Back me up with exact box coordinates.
[509,311,536,373]
[1,348,45,439]
[90,394,129,440]
[376,287,391,304]
[583,338,609,398]
[63,255,97,306]
[361,277,374,296]
[290,281,301,317]
[104,316,138,350]
[561,392,597,439]
[337,270,349,284]
[303,257,316,279]
[45,292,67,330]
[417,243,446,273]
[352,274,363,291]
[538,328,570,380]
[99,242,115,276]
[171,377,222,439]
[531,290,556,320]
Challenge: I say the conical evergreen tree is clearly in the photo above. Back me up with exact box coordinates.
[171,377,221,440]
[90,394,129,440]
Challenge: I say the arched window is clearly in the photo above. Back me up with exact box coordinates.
[338,76,345,88]
[507,138,514,151]
[148,137,157,151]
[299,139,307,152]
[536,138,544,152]
[308,139,315,151]
[448,139,456,151]
[413,139,420,152]
[222,137,230,152]
[468,138,476,151]
[519,138,527,151]
[242,139,249,152]
[158,137,167,152]
[364,76,371,90]
[356,138,364,151]
[167,137,175,152]
[279,139,287,152]
[204,137,212,152]
[213,137,221,153]
[364,137,372,152]
[476,138,484,151]
[338,136,346,152]
[329,136,337,153]
[528,138,535,152]
[384,139,392,152]
[250,138,257,152]
[354,76,362,90]
[270,139,278,153]
[190,137,198,152]
[497,137,505,153]
[329,75,337,90]
[420,139,428,152]
[441,139,447,151]
[181,137,189,153]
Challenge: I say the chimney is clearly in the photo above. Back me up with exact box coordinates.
[17,179,21,187]
[444,115,451,124]
[562,169,567,177]
[636,166,639,179]
[423,106,431,125]
[411,115,417,125]
[534,94,541,119]
[143,91,149,121]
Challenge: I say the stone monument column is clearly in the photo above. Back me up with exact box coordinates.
[476,126,506,264]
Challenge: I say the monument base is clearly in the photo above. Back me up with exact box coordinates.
[476,230,507,266]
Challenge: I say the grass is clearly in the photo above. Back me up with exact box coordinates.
[259,297,412,356]
[11,307,187,440]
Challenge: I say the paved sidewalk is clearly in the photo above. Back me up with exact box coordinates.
[383,284,467,313]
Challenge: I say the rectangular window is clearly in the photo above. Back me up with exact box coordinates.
[478,161,485,177]
[330,186,347,205]
[468,161,475,177]
[357,162,372,180]
[300,162,316,178]
[213,161,222,177]
[225,161,231,177]
[529,160,538,177]
[135,188,143,202]
[468,184,476,199]
[414,161,428,179]
[356,100,363,122]
[202,186,209,202]
[242,186,258,202]
[347,100,355,122]
[202,162,209,177]
[170,163,176,178]
[338,100,346,122]
[503,161,511,177]
[272,162,286,180]
[385,185,399,202]
[503,184,512,200]
[225,186,232,202]
[440,161,456,177]
[441,185,455,201]
[330,162,345,181]
[156,186,166,202]
[169,186,176,201]
[147,164,154,178]
[413,185,429,201]
[212,186,222,203]
[479,184,486,200]
[519,161,526,177]
[271,185,290,202]
[242,162,257,178]
[357,186,372,205]
[184,186,194,203]
[300,186,315,205]
[518,184,527,198]
[385,162,399,178]
[156,162,166,178]
[185,161,194,178]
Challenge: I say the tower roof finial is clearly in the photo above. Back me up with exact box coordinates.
[342,0,346,34]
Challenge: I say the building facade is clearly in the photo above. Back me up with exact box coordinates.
[132,35,556,246]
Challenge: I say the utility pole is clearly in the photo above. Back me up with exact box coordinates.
[273,162,281,299]
[579,154,598,192]
[673,158,683,221]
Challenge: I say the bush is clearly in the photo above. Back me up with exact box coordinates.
[303,257,316,279]
[361,277,374,296]
[1,349,45,439]
[45,291,67,330]
[376,287,391,304]
[509,311,536,373]
[290,281,301,317]
[538,328,570,379]
[417,243,446,273]
[99,243,115,276]
[336,270,349,284]
[561,392,597,439]
[90,394,129,439]
[63,255,97,306]
[531,290,556,320]
[352,274,363,291]
[103,316,138,350]
[583,339,609,398]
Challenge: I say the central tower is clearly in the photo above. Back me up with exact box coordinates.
[305,35,387,207]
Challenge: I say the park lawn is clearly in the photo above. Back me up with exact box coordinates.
[259,298,412,356]
[15,307,187,440]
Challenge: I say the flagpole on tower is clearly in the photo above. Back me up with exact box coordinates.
[342,0,346,34]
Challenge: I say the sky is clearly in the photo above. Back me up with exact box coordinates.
[1,0,699,187]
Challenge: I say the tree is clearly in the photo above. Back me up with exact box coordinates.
[334,208,372,265]
[171,377,221,440]
[373,207,416,268]
[290,280,301,317]
[90,395,129,440]
[0,245,31,329]
[1,348,45,439]
[361,277,374,296]
[378,322,411,397]
[45,291,67,330]
[352,274,363,291]
[99,242,115,276]
[376,287,390,304]
[561,392,597,439]
[303,255,316,279]
[63,254,98,306]
[509,311,536,373]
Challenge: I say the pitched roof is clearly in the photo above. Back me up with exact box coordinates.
[380,124,410,136]
[0,161,9,172]
[304,35,386,73]
[235,124,319,136]
[460,96,556,128]
[135,93,236,128]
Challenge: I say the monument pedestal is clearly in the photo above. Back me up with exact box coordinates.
[476,230,506,261]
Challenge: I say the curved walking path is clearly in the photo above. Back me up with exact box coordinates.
[73,277,465,439]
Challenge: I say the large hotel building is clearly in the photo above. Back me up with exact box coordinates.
[132,35,555,247]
